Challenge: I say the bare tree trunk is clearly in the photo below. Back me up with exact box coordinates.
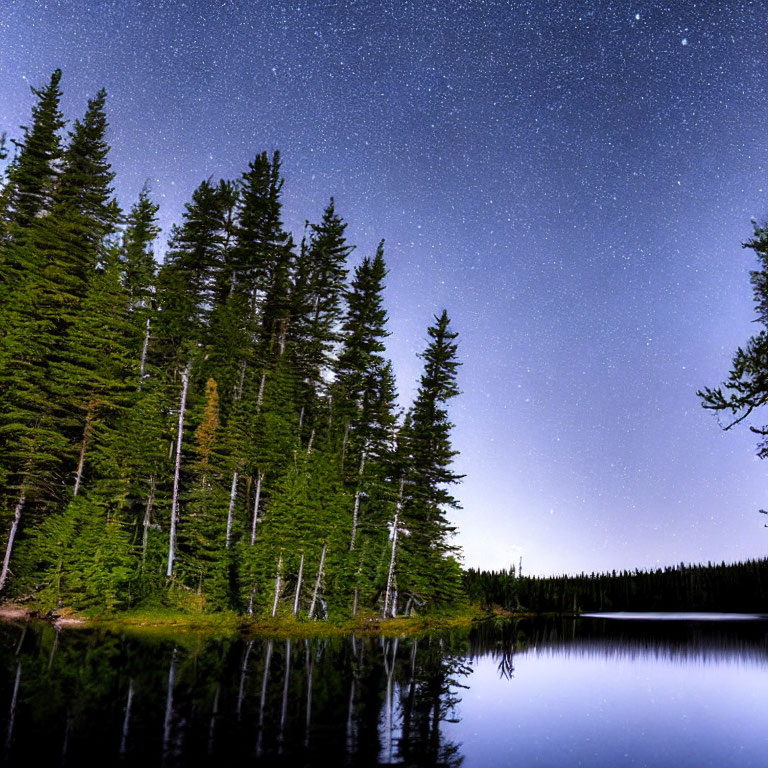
[225,471,238,550]
[141,475,156,572]
[249,470,262,546]
[166,361,191,578]
[0,492,25,592]
[293,553,305,616]
[308,544,327,620]
[341,420,350,467]
[352,587,359,618]
[349,452,366,551]
[306,428,315,456]
[382,477,404,618]
[298,404,304,431]
[235,360,247,402]
[137,317,151,391]
[120,678,134,758]
[73,404,94,497]
[271,554,283,618]
[278,319,288,357]
[256,371,266,409]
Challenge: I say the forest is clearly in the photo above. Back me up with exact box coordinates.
[0,71,465,618]
[464,558,768,614]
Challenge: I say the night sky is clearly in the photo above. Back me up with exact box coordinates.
[2,1,768,576]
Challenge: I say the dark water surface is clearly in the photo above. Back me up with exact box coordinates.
[1,615,767,766]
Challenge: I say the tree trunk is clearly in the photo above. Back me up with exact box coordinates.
[382,477,404,618]
[271,554,283,618]
[256,371,266,409]
[137,317,151,391]
[225,470,238,550]
[293,553,305,616]
[73,403,94,497]
[349,452,366,551]
[308,545,327,620]
[0,492,25,592]
[341,420,350,467]
[306,428,315,456]
[166,361,191,578]
[235,359,247,402]
[250,470,262,546]
[141,475,156,571]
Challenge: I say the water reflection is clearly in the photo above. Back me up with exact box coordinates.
[0,622,470,766]
[2,617,768,766]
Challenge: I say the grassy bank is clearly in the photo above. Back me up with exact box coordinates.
[0,601,488,639]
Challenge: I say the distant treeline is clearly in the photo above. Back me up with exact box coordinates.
[463,558,768,613]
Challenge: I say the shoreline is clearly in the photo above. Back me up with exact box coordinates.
[0,601,491,638]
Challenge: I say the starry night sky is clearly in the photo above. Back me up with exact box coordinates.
[2,1,768,576]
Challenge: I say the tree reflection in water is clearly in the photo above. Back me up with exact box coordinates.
[0,621,471,766]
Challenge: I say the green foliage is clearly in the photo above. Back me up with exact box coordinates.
[17,496,134,611]
[0,70,466,621]
[699,221,768,458]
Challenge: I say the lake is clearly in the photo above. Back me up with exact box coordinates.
[1,614,767,766]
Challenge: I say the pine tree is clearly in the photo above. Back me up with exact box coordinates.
[0,69,65,234]
[290,198,352,402]
[154,178,233,364]
[49,246,136,498]
[122,185,161,388]
[333,242,394,463]
[123,183,160,310]
[699,221,768,458]
[0,87,119,593]
[396,311,463,612]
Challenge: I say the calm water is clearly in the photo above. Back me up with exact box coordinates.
[1,615,767,766]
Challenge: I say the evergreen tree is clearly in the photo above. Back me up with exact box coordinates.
[0,87,119,593]
[333,242,393,461]
[0,69,471,615]
[699,221,768,459]
[122,185,161,389]
[123,183,160,310]
[0,69,65,234]
[290,198,353,402]
[396,311,463,611]
[49,247,135,496]
[154,178,233,364]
